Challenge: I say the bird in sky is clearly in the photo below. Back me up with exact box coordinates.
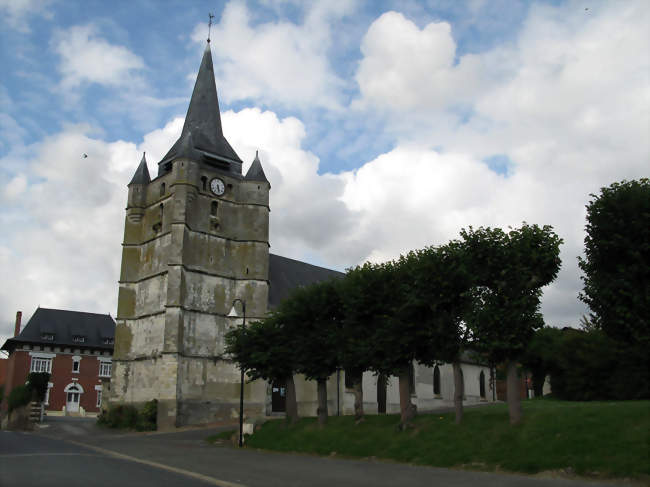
[82,153,88,158]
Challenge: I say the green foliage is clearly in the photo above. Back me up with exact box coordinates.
[549,329,649,401]
[26,372,50,402]
[521,327,563,397]
[244,400,649,479]
[460,223,563,363]
[8,385,32,412]
[225,313,296,384]
[97,400,157,431]
[578,178,650,347]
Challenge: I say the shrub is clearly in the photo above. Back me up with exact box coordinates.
[97,399,157,431]
[26,372,50,402]
[8,385,32,412]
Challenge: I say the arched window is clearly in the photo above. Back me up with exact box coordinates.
[201,176,207,191]
[160,183,165,197]
[479,370,486,398]
[159,203,164,220]
[433,365,441,396]
[211,201,218,216]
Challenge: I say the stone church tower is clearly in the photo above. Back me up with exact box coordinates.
[111,42,271,428]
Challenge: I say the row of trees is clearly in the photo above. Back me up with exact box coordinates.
[226,223,562,428]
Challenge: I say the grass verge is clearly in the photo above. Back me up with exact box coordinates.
[205,430,237,443]
[244,399,649,480]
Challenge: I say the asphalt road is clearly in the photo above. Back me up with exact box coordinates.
[0,417,625,487]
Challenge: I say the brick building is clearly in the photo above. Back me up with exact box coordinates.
[1,308,115,416]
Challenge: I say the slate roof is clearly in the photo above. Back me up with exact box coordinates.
[1,308,115,352]
[129,152,151,186]
[244,151,269,183]
[268,253,344,309]
[159,43,242,176]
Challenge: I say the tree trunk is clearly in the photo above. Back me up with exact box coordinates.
[453,361,464,424]
[285,375,299,424]
[506,360,523,425]
[398,369,416,429]
[377,373,387,414]
[352,372,364,422]
[316,378,328,426]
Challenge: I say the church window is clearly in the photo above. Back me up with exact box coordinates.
[211,201,218,216]
[201,176,207,191]
[160,183,166,196]
[227,183,233,190]
[479,370,486,398]
[433,366,441,396]
[246,267,249,275]
[408,362,416,395]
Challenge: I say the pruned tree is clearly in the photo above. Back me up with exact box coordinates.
[461,223,562,424]
[578,178,649,348]
[225,313,299,423]
[280,279,343,426]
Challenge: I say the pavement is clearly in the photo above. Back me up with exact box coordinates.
[0,416,635,487]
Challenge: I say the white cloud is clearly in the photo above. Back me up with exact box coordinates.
[3,174,27,200]
[52,24,144,89]
[0,0,53,32]
[190,0,347,109]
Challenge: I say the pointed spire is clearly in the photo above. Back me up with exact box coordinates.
[129,152,151,185]
[245,150,269,183]
[159,42,241,174]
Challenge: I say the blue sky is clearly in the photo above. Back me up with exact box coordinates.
[0,0,648,345]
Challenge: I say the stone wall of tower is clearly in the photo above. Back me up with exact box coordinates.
[111,156,270,428]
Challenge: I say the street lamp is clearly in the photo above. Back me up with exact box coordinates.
[228,298,246,448]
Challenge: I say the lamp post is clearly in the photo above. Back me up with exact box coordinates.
[228,298,246,448]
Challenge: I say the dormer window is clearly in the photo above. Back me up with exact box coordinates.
[41,333,55,341]
[103,337,114,345]
[72,335,86,343]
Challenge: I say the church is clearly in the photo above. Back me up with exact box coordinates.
[110,41,494,429]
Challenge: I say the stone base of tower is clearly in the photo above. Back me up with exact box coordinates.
[109,355,269,429]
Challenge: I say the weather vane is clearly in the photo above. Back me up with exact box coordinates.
[208,13,214,43]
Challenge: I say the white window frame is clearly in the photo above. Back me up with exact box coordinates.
[30,357,52,373]
[72,355,81,374]
[98,359,112,378]
[96,390,102,408]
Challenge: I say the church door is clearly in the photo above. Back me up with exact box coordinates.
[271,382,286,412]
[377,374,387,414]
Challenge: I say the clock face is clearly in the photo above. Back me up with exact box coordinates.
[210,178,225,196]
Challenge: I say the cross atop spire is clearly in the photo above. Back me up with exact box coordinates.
[208,13,214,43]
[158,41,242,176]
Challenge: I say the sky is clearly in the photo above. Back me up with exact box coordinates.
[0,0,648,348]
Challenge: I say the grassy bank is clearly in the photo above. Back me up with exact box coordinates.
[240,399,649,480]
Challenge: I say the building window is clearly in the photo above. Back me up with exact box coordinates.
[103,338,114,345]
[96,390,102,408]
[479,370,486,399]
[160,182,166,196]
[433,365,441,396]
[72,335,85,343]
[30,357,52,373]
[72,356,81,373]
[41,333,55,341]
[201,176,207,191]
[99,361,112,378]
[211,201,218,216]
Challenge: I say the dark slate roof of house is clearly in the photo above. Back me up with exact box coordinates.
[159,43,241,176]
[1,308,115,352]
[268,253,344,310]
[129,152,151,186]
[244,151,269,183]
